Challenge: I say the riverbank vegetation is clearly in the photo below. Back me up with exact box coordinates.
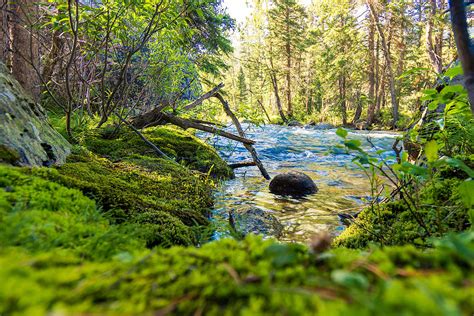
[0,0,473,314]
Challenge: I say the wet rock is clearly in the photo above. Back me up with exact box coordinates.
[287,120,303,127]
[269,171,318,197]
[338,212,360,226]
[354,120,368,130]
[305,122,335,129]
[229,207,283,238]
[0,62,71,166]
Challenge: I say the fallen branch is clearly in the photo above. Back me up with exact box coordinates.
[131,112,256,145]
[214,93,271,180]
[229,161,257,169]
[183,83,224,111]
[114,111,171,159]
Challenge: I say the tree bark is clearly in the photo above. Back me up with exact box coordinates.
[339,75,347,125]
[285,5,292,118]
[352,91,363,124]
[270,72,287,123]
[367,0,399,128]
[426,0,443,73]
[366,15,376,125]
[10,0,39,100]
[131,111,256,145]
[448,0,474,113]
[0,0,9,65]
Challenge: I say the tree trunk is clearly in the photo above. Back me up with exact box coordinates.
[426,0,443,73]
[339,75,347,125]
[0,0,9,65]
[352,91,362,124]
[367,0,399,128]
[10,0,39,100]
[366,15,376,125]
[285,5,292,117]
[271,72,287,123]
[42,29,65,90]
[448,0,474,113]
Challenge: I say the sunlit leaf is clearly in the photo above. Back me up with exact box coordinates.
[336,128,348,138]
[424,140,438,163]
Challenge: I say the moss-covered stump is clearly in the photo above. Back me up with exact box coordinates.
[82,125,233,178]
[0,233,473,315]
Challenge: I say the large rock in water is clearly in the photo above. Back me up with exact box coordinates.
[0,63,70,166]
[269,171,318,197]
[229,207,283,238]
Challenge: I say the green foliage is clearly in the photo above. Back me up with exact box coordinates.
[0,232,472,315]
[335,121,472,248]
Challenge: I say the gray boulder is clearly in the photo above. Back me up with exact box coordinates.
[229,207,283,238]
[269,171,318,196]
[0,63,70,166]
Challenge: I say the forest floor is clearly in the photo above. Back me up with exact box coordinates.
[0,121,473,315]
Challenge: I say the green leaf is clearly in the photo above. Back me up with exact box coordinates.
[459,180,474,208]
[428,100,439,111]
[422,88,438,96]
[424,140,438,163]
[439,157,474,178]
[344,139,362,151]
[331,270,369,290]
[440,85,465,95]
[444,65,463,79]
[336,128,348,139]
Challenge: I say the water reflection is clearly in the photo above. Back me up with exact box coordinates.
[200,124,399,243]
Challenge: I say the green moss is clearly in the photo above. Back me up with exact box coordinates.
[0,164,144,259]
[334,176,471,248]
[83,125,233,178]
[0,144,20,164]
[26,150,211,245]
[0,232,472,315]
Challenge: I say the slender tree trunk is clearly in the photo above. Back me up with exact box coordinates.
[10,0,39,100]
[367,0,399,128]
[42,29,64,89]
[366,15,376,125]
[426,0,443,73]
[0,0,9,65]
[271,72,287,123]
[353,91,362,124]
[339,75,347,125]
[285,5,292,118]
[448,0,474,113]
[269,49,287,123]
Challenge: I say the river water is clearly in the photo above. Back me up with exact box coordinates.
[199,124,399,243]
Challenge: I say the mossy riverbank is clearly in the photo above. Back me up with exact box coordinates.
[1,124,473,314]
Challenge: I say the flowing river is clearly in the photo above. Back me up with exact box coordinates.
[200,124,399,243]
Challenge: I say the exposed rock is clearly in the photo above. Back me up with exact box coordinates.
[269,171,318,196]
[305,122,335,129]
[287,120,303,127]
[0,62,71,166]
[354,120,368,130]
[229,207,283,238]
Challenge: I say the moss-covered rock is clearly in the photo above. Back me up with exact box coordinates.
[0,62,71,166]
[24,150,212,245]
[82,125,233,178]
